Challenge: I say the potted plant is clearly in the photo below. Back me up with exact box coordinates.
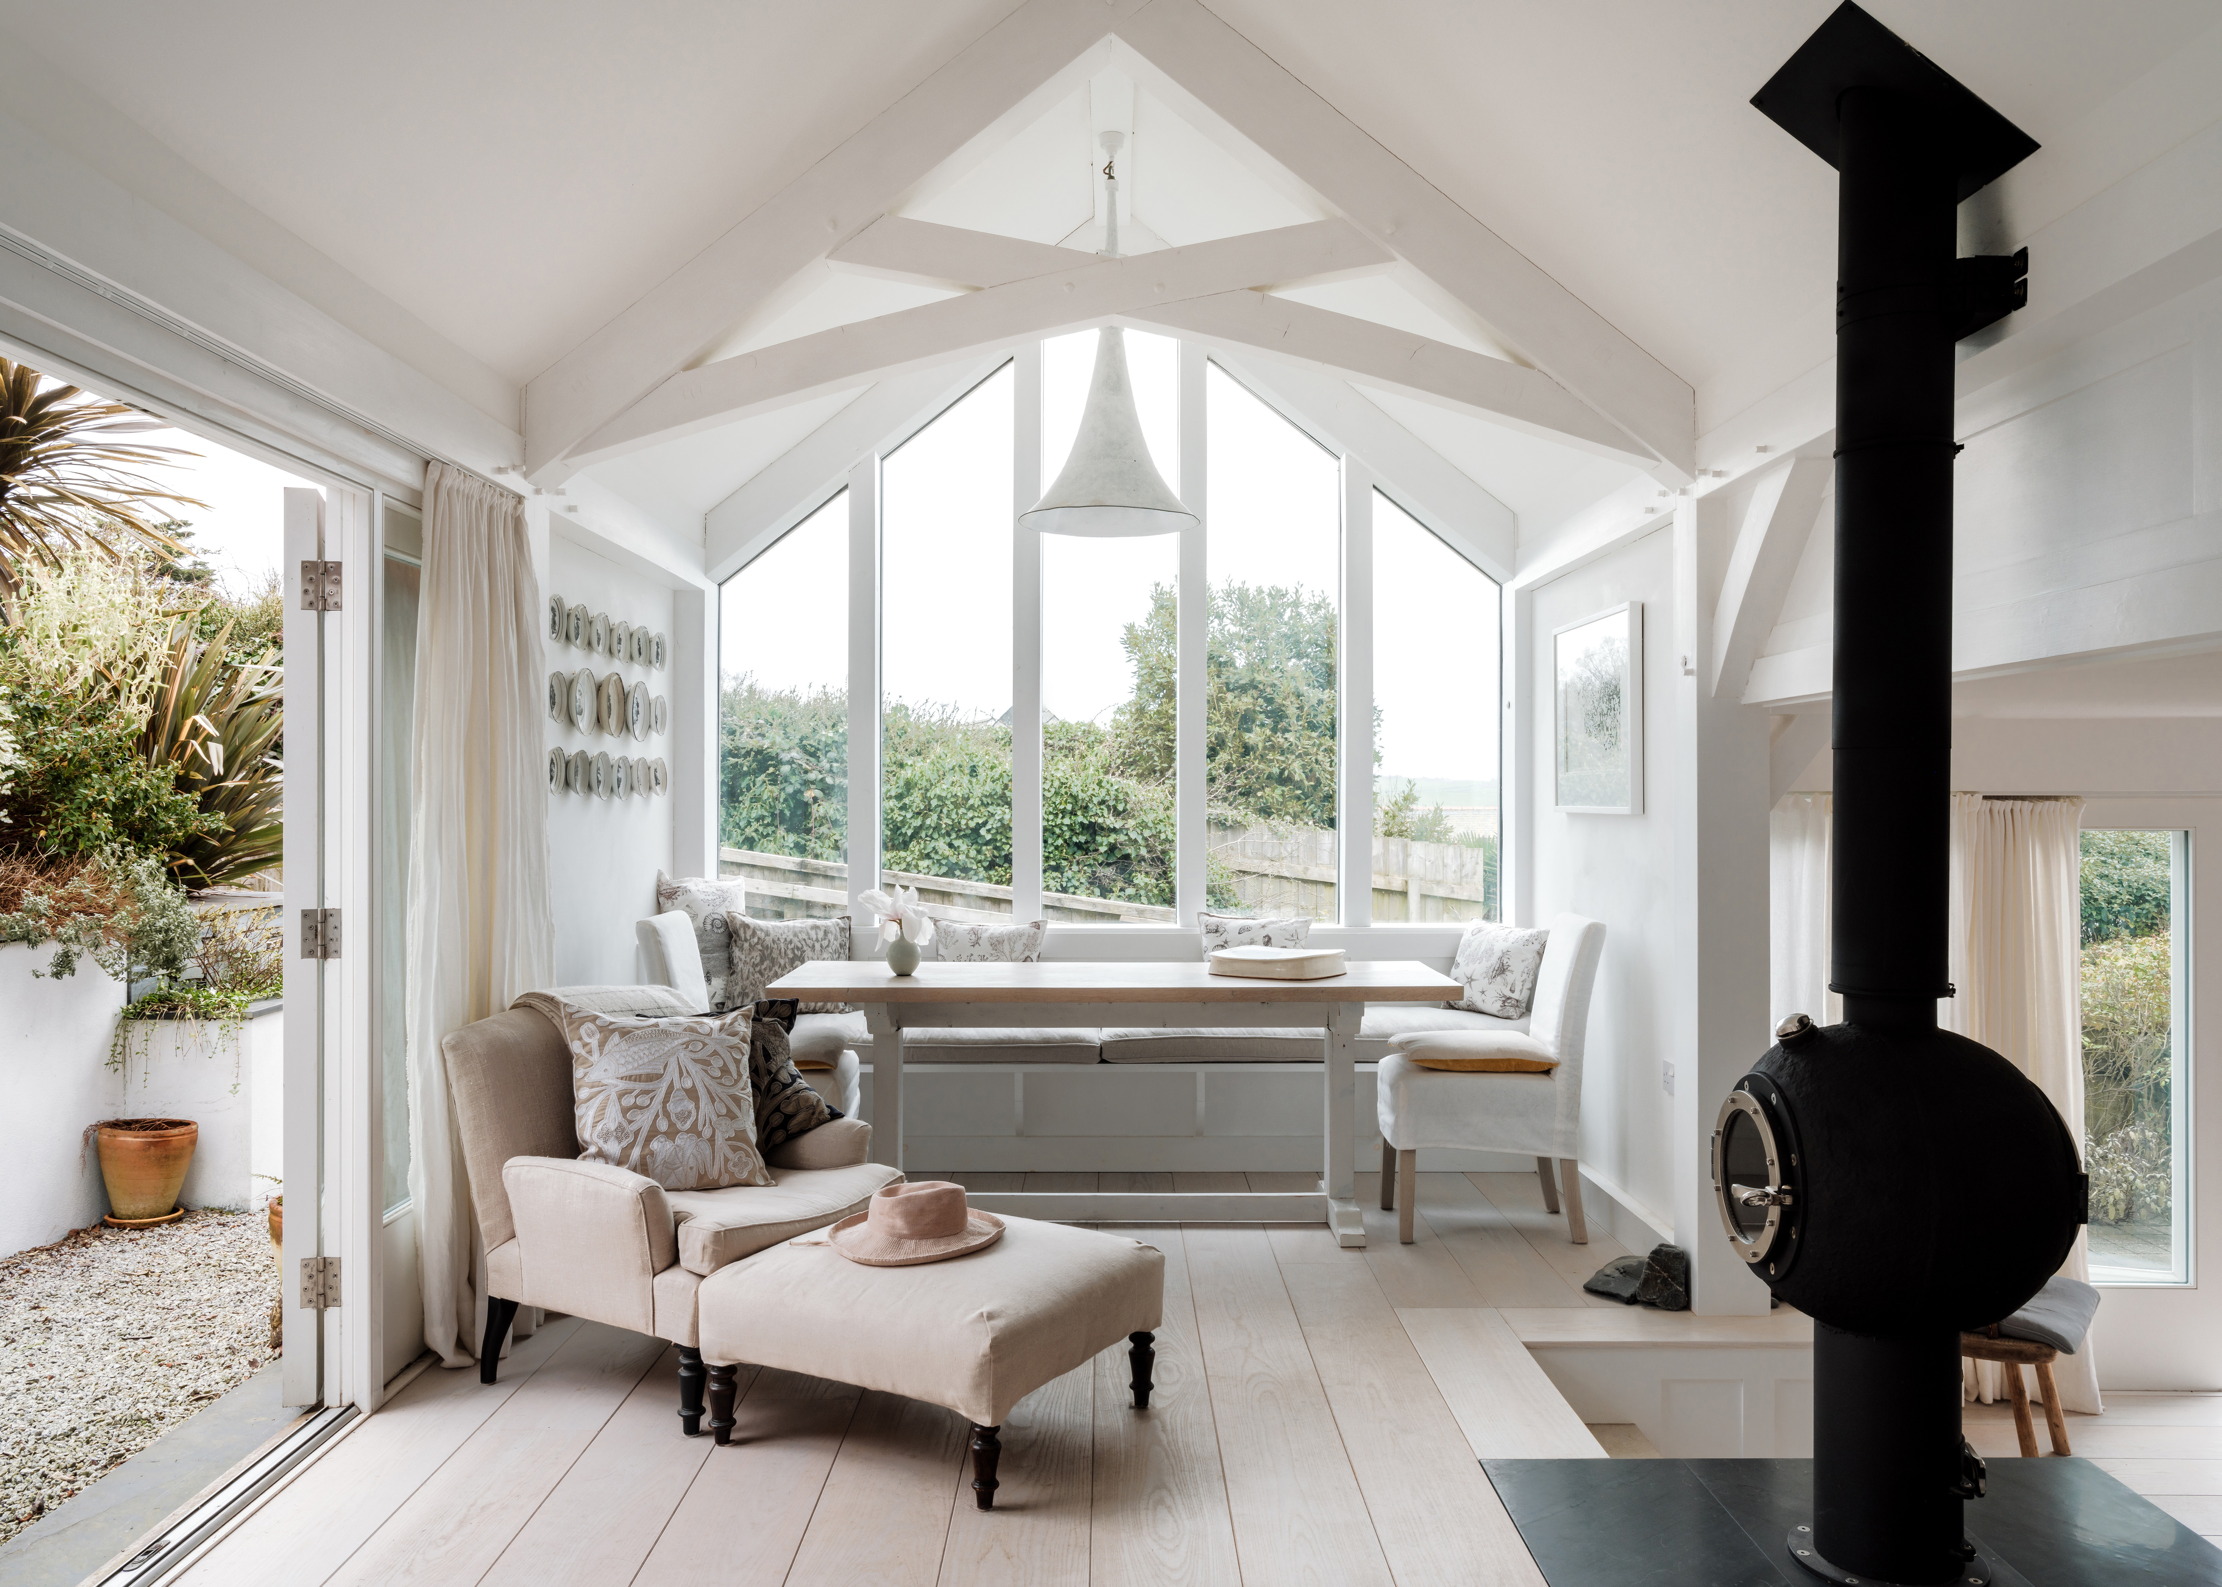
[92,1117,199,1225]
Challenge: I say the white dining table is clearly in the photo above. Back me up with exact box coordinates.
[762,958,1464,1248]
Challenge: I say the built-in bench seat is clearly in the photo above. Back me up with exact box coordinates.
[787,1002,1519,1067]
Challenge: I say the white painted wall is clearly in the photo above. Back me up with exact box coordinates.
[543,537,678,985]
[0,945,125,1255]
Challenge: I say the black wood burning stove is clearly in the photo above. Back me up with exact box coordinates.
[1716,7,2089,1585]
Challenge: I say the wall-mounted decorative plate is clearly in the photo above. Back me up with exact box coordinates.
[566,603,588,647]
[566,749,590,792]
[611,621,633,665]
[649,694,666,735]
[548,746,565,791]
[650,757,668,795]
[569,669,596,732]
[631,627,651,665]
[627,681,649,737]
[652,632,667,669]
[611,757,630,799]
[548,593,568,643]
[549,671,568,722]
[601,672,628,735]
[591,751,612,798]
[588,611,611,655]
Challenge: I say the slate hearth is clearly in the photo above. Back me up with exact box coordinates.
[1484,1458,2222,1587]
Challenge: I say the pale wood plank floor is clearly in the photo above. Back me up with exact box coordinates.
[177,1172,2218,1584]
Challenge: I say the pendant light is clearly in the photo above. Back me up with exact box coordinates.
[1019,135,1197,537]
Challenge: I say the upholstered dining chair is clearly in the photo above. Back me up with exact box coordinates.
[1377,914,1607,1244]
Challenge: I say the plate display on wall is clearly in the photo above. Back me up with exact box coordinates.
[566,750,590,792]
[611,621,633,665]
[548,671,568,722]
[650,757,668,795]
[651,695,667,735]
[588,611,611,655]
[591,752,612,798]
[599,672,628,735]
[610,757,630,799]
[627,681,649,737]
[566,603,588,646]
[548,593,568,643]
[651,632,667,669]
[569,669,596,732]
[548,747,565,791]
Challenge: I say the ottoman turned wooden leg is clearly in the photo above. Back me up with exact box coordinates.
[676,1347,706,1436]
[969,1423,1002,1510]
[706,1363,739,1446]
[1129,1331,1156,1409]
[479,1297,519,1385]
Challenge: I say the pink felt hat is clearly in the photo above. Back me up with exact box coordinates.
[828,1180,1004,1266]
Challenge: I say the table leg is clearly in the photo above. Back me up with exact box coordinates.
[1324,1003,1364,1248]
[863,1004,904,1171]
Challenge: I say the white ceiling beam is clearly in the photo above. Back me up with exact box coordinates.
[1770,710,1830,804]
[1210,352,1518,580]
[573,220,1390,467]
[1137,290,1649,464]
[829,216,1091,289]
[1710,455,1830,698]
[523,0,1139,481]
[703,357,1006,582]
[1115,0,1695,478]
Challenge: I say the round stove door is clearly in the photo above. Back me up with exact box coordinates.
[1713,1086,1798,1272]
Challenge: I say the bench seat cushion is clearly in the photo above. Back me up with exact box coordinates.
[790,1010,1099,1064]
[665,1160,903,1275]
[697,1215,1164,1426]
[1099,1004,1526,1062]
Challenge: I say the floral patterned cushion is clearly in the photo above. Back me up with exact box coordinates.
[550,999,772,1192]
[932,919,1047,962]
[1449,922,1550,1018]
[749,1000,843,1151]
[655,870,750,1011]
[1196,910,1311,958]
[725,913,853,1013]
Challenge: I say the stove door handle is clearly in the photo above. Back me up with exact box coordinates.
[1731,1183,1793,1208]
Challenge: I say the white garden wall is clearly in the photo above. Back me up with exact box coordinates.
[0,943,125,1256]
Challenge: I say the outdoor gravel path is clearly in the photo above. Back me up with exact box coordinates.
[1,1212,278,1545]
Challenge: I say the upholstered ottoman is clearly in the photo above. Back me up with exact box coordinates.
[695,1216,1164,1508]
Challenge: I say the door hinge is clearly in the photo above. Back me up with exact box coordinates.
[299,559,342,611]
[299,1256,341,1310]
[301,908,341,959]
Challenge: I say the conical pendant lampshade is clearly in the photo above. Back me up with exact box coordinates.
[1020,327,1196,536]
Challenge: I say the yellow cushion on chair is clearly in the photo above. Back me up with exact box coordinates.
[1390,1030,1559,1073]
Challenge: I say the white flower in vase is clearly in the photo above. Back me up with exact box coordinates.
[859,885,934,973]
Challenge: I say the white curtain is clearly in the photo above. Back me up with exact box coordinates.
[406,463,556,1369]
[1943,792,2101,1415]
[1770,793,1842,1029]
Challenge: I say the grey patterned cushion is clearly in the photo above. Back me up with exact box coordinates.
[548,999,772,1192]
[1197,910,1311,957]
[748,999,842,1152]
[655,871,750,1012]
[1450,922,1550,1018]
[725,913,853,1013]
[933,918,1047,962]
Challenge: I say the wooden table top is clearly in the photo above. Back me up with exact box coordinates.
[762,958,1462,1004]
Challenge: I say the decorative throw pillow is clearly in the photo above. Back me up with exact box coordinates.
[933,918,1047,962]
[1197,910,1311,958]
[1450,921,1550,1018]
[725,913,853,1013]
[655,871,750,1011]
[749,998,842,1152]
[550,999,772,1191]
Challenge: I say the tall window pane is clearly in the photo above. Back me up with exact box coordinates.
[2081,829,2189,1282]
[1204,363,1340,920]
[882,365,1015,914]
[1373,493,1499,922]
[719,492,849,919]
[1039,329,1181,921]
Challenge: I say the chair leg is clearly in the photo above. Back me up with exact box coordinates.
[2004,1363,2041,1458]
[1380,1138,1397,1211]
[969,1423,1002,1510]
[1536,1157,1561,1214]
[1559,1159,1588,1244]
[676,1346,706,1436]
[706,1363,739,1446]
[479,1297,519,1385]
[1129,1331,1156,1409]
[2034,1361,2072,1455]
[1397,1150,1417,1244]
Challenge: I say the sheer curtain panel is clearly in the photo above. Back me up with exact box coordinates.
[1770,792,1840,1029]
[406,463,556,1369]
[1945,792,2100,1414]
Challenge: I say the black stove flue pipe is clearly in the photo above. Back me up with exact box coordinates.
[1746,9,2084,1586]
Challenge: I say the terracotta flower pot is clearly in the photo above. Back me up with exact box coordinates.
[96,1118,198,1224]
[268,1195,283,1249]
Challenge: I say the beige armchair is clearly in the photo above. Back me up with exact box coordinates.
[443,1001,902,1433]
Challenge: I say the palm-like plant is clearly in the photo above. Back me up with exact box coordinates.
[0,358,203,618]
[138,619,284,890]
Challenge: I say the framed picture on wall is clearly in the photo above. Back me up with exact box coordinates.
[1554,602,1643,814]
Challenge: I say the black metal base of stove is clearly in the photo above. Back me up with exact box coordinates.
[1482,1458,2222,1587]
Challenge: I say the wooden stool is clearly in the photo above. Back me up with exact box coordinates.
[1961,1328,2071,1457]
